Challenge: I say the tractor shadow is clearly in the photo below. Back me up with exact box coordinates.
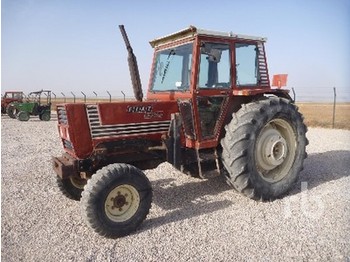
[142,175,233,231]
[287,150,350,195]
[142,150,350,231]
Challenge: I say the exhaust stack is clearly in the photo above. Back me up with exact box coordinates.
[119,25,143,102]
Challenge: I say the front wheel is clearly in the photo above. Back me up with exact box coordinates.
[220,97,308,200]
[17,111,30,121]
[57,176,86,200]
[81,163,152,238]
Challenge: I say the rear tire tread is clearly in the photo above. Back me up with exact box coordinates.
[220,97,307,200]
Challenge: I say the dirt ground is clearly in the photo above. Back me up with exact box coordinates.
[297,103,350,130]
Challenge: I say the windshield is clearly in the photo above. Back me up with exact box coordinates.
[150,43,193,92]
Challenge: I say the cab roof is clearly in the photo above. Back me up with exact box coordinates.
[149,26,267,48]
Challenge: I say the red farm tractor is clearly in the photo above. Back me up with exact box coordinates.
[1,91,24,115]
[52,25,308,238]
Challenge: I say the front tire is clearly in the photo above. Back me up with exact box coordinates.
[17,111,30,121]
[57,176,86,200]
[81,163,152,238]
[220,97,308,200]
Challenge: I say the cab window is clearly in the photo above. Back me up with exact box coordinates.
[198,43,231,89]
[235,43,258,86]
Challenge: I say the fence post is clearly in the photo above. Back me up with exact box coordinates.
[107,91,111,102]
[121,91,126,102]
[61,92,66,103]
[332,87,336,128]
[291,87,296,102]
[52,92,57,102]
[71,92,76,103]
[81,91,86,103]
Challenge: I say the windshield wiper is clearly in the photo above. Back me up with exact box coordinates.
[161,49,175,83]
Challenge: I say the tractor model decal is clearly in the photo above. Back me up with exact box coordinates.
[127,105,164,119]
[127,105,152,113]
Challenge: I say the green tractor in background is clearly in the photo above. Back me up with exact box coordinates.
[8,90,52,121]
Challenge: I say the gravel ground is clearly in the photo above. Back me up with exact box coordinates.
[1,114,350,261]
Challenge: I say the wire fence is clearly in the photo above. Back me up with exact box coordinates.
[290,87,349,129]
[4,87,348,129]
[291,86,350,103]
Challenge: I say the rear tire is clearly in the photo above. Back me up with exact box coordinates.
[81,163,152,238]
[220,97,308,200]
[40,111,51,121]
[57,176,86,200]
[7,104,17,119]
[17,111,30,121]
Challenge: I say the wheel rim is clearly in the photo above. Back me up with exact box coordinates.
[69,177,86,189]
[18,112,29,121]
[255,118,296,182]
[104,184,140,222]
[42,113,50,121]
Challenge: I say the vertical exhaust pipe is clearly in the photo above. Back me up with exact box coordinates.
[119,25,143,102]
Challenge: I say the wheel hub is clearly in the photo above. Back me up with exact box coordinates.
[257,128,288,171]
[69,177,86,189]
[111,192,129,210]
[255,118,297,182]
[105,185,140,222]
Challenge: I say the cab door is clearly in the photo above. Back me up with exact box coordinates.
[192,41,232,148]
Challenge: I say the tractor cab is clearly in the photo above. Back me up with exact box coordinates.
[148,26,270,97]
[147,26,288,148]
[27,90,52,107]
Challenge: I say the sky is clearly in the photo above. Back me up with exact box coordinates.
[1,0,350,101]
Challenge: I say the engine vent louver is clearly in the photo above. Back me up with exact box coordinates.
[57,106,67,125]
[257,43,270,87]
[86,105,171,138]
[63,139,73,150]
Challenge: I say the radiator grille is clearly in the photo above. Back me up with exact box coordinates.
[63,139,73,150]
[57,106,67,125]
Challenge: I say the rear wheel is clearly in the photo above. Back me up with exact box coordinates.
[17,111,30,121]
[220,97,308,200]
[40,111,51,121]
[57,176,86,200]
[81,163,152,238]
[7,104,17,119]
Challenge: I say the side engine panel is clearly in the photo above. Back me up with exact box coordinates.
[56,101,179,160]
